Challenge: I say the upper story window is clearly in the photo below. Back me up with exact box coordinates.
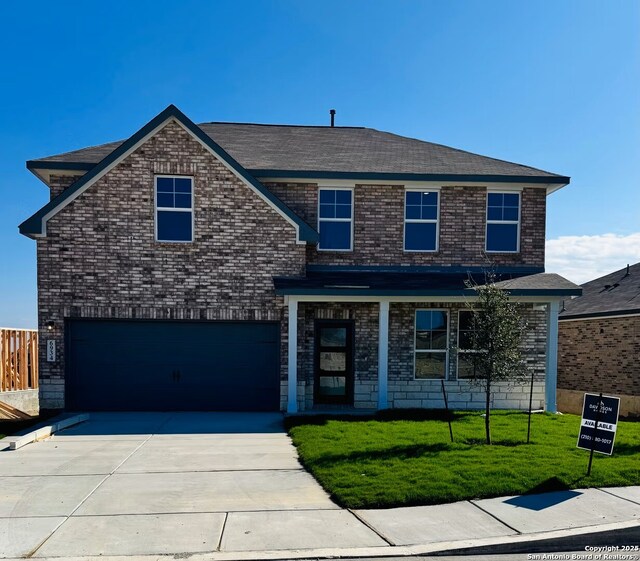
[486,192,520,252]
[414,310,449,379]
[404,190,439,251]
[155,176,193,242]
[318,188,353,251]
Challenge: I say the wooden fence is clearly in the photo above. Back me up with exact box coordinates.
[0,328,39,392]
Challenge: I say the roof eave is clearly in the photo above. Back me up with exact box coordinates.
[253,169,570,185]
[25,165,571,187]
[26,160,95,186]
[559,308,640,321]
[26,160,96,172]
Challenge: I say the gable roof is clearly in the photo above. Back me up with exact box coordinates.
[559,263,640,320]
[19,105,318,243]
[28,123,569,185]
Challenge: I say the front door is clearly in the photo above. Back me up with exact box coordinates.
[314,320,354,405]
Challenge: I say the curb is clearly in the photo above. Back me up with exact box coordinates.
[6,518,638,561]
[7,413,90,450]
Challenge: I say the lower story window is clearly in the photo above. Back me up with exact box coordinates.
[414,310,448,379]
[457,310,487,379]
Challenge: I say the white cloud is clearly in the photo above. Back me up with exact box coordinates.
[546,233,640,285]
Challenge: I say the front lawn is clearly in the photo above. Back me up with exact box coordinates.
[287,410,640,509]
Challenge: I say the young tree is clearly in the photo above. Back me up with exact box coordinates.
[464,274,528,444]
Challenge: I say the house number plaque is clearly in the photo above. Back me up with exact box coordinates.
[46,340,56,362]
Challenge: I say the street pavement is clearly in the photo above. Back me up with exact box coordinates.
[0,412,638,560]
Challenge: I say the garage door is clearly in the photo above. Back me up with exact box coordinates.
[66,319,280,411]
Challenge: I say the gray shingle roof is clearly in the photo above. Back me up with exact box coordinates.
[493,273,582,293]
[29,122,567,180]
[559,263,640,319]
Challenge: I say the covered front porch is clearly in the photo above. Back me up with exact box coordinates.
[276,269,582,414]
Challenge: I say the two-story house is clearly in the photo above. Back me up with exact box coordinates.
[20,105,580,413]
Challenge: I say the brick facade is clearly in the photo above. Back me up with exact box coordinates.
[296,303,380,410]
[35,120,551,412]
[558,315,640,416]
[37,121,305,408]
[49,174,83,199]
[267,183,546,268]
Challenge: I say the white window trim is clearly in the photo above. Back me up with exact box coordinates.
[413,308,449,380]
[155,175,194,243]
[317,187,354,252]
[485,190,521,253]
[403,188,440,253]
[456,309,482,380]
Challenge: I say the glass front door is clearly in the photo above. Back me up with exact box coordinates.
[314,321,354,405]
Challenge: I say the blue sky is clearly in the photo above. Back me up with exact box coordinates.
[1,0,639,327]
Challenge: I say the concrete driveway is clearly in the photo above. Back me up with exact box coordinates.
[0,412,386,558]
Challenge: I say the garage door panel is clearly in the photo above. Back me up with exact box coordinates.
[66,320,280,412]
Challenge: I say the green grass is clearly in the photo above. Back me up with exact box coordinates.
[287,410,640,509]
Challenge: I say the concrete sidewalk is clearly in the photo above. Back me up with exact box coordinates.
[0,413,638,560]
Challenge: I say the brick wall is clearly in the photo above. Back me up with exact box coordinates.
[558,315,640,397]
[293,303,380,410]
[49,175,84,199]
[267,183,546,268]
[267,182,316,225]
[37,120,306,408]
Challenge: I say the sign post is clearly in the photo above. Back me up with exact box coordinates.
[586,393,602,476]
[577,392,620,475]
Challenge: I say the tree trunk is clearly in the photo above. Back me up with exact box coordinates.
[485,376,492,445]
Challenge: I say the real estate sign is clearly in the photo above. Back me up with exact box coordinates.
[577,393,620,456]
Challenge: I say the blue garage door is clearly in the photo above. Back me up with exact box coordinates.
[66,319,280,411]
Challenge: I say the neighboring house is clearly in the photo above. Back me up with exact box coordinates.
[558,263,640,417]
[20,105,580,413]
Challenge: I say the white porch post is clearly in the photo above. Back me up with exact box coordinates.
[378,301,389,409]
[287,298,298,413]
[545,300,560,413]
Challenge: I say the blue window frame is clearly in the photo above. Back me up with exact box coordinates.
[318,189,353,251]
[156,176,193,242]
[486,192,520,252]
[414,310,449,379]
[404,191,439,251]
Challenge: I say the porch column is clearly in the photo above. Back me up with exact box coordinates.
[378,301,389,409]
[287,298,298,413]
[545,300,560,413]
